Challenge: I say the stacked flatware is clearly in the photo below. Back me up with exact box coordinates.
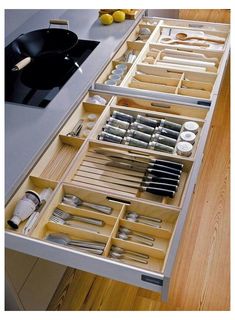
[125,212,162,228]
[117,226,155,246]
[46,233,106,255]
[110,245,149,264]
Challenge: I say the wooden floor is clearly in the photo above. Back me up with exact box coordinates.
[48,10,230,311]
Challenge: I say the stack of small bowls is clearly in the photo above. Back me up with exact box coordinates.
[105,64,128,86]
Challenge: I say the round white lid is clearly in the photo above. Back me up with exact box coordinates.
[183,121,199,133]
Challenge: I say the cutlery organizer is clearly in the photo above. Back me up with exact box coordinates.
[140,43,222,73]
[5,16,230,301]
[123,63,217,100]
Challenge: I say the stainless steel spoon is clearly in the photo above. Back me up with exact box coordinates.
[62,194,112,215]
[110,251,148,264]
[127,212,162,223]
[119,227,155,241]
[117,232,153,247]
[111,245,149,259]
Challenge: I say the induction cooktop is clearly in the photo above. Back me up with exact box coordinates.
[5,39,99,108]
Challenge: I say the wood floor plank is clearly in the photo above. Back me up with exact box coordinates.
[48,10,230,311]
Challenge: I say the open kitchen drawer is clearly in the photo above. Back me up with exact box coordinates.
[94,16,230,106]
[5,16,229,302]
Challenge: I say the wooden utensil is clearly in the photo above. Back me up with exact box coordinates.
[160,37,210,47]
[176,32,225,44]
[161,49,219,63]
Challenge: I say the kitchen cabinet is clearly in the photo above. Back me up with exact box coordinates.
[5,15,230,302]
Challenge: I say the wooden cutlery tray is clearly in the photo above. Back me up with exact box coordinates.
[123,63,217,100]
[31,183,179,274]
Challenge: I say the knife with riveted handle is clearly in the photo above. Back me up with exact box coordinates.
[147,169,180,180]
[142,181,178,191]
[145,175,180,186]
[148,163,182,175]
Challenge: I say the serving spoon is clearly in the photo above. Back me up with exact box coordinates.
[176,32,225,44]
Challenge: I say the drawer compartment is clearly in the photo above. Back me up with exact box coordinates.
[151,25,228,51]
[5,176,58,235]
[65,141,192,207]
[140,43,223,73]
[122,64,216,101]
[91,104,205,160]
[110,94,209,119]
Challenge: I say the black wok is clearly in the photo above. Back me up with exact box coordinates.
[20,54,79,104]
[11,19,78,70]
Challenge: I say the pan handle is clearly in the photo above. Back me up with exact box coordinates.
[11,57,31,71]
[49,19,69,29]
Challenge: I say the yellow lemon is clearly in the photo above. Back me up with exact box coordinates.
[113,10,125,23]
[100,14,113,25]
[121,9,132,14]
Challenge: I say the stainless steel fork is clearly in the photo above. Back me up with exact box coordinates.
[53,208,105,226]
[49,215,100,234]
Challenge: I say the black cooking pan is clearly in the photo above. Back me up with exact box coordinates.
[11,19,78,71]
[20,54,79,104]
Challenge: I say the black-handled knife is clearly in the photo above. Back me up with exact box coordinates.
[150,159,184,170]
[140,187,175,198]
[142,182,178,191]
[145,175,180,186]
[147,169,180,180]
[148,163,182,175]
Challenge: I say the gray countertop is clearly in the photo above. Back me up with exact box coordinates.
[5,9,143,202]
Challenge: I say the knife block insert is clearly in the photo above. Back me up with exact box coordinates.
[64,141,193,207]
